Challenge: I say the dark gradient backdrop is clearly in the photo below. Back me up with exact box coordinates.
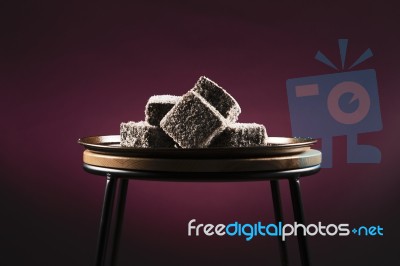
[1,1,399,265]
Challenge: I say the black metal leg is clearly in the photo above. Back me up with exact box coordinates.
[95,174,117,266]
[109,178,129,266]
[289,177,311,266]
[270,180,289,266]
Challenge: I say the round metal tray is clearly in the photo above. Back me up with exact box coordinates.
[78,135,317,158]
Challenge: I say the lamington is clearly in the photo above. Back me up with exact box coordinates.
[210,123,268,147]
[160,91,228,148]
[192,76,241,122]
[120,121,175,148]
[145,95,181,126]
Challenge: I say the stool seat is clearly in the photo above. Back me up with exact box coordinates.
[83,149,321,173]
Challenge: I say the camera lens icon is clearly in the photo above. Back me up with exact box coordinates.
[286,69,382,167]
[327,81,371,125]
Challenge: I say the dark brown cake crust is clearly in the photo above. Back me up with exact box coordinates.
[120,121,176,148]
[192,76,241,122]
[160,91,228,148]
[145,95,180,126]
[210,123,268,147]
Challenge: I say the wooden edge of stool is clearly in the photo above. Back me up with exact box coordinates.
[83,149,322,172]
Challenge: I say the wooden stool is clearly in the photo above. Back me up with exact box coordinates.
[81,142,321,266]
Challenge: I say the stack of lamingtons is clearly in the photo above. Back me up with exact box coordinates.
[120,76,268,148]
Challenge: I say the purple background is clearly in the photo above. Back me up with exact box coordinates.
[1,1,399,265]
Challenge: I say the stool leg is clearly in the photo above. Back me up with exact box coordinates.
[270,180,289,266]
[109,178,129,266]
[289,177,311,266]
[95,174,117,266]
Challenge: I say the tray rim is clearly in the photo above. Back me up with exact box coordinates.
[78,135,317,158]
